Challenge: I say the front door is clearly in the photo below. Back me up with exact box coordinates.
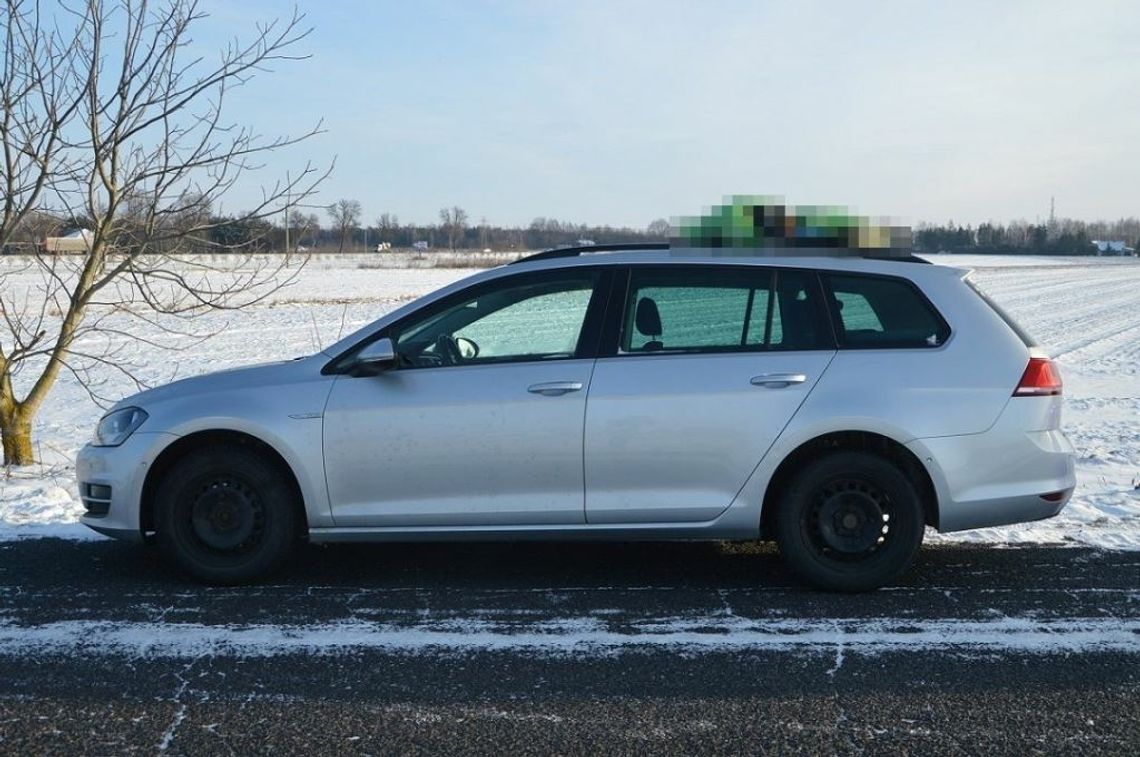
[323,268,607,527]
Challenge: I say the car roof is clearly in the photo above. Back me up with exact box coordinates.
[506,246,970,280]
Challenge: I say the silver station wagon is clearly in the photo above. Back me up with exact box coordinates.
[77,245,1075,590]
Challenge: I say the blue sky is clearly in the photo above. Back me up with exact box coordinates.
[198,1,1138,228]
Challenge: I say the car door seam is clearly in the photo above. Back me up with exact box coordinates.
[581,356,599,525]
[725,350,840,511]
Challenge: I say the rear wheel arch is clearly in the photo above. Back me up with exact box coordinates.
[141,429,308,540]
[760,430,940,537]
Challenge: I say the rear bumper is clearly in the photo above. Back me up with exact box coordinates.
[908,421,1076,533]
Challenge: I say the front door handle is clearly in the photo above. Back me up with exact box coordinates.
[750,373,807,388]
[528,381,584,397]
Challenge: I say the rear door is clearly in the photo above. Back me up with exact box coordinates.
[583,265,836,524]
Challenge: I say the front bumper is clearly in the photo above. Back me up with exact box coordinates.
[76,432,177,542]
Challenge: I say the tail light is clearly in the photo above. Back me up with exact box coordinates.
[1013,357,1062,397]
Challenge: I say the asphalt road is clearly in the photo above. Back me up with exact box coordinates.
[0,538,1137,755]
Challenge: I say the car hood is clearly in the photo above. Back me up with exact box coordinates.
[110,356,321,413]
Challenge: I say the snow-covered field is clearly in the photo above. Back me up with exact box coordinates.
[1,254,1137,548]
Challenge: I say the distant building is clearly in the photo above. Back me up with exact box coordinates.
[1091,240,1136,256]
[43,228,93,253]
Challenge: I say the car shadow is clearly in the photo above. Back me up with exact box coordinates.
[4,536,1114,597]
[281,539,796,589]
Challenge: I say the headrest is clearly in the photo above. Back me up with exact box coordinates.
[635,297,662,336]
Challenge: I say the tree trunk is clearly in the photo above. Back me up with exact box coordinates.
[1,412,34,466]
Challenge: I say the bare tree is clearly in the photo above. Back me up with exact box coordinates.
[478,216,489,250]
[375,212,399,244]
[288,210,320,249]
[439,206,468,251]
[647,218,671,238]
[327,199,361,253]
[0,0,328,465]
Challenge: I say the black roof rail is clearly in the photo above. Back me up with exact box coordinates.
[508,242,927,266]
[863,253,930,264]
[509,242,669,265]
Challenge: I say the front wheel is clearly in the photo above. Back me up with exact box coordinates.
[774,451,925,592]
[155,446,300,584]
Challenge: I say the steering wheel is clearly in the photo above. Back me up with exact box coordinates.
[434,333,461,365]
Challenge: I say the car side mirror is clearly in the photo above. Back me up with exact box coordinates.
[350,337,397,376]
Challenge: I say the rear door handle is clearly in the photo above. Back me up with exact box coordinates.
[527,381,584,396]
[750,373,807,388]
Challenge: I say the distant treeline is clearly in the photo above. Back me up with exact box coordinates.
[283,214,1140,255]
[294,216,670,252]
[282,214,1140,255]
[7,208,1138,256]
[914,218,1139,255]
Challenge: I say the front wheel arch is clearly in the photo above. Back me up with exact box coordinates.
[141,429,308,541]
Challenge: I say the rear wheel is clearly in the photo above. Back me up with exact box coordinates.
[155,446,300,584]
[774,451,924,591]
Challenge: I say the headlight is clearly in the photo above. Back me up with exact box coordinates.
[93,407,148,447]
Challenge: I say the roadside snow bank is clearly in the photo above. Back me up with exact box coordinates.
[0,466,101,541]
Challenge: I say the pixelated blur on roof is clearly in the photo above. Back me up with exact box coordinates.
[672,195,912,256]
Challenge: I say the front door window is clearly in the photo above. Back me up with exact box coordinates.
[393,272,601,368]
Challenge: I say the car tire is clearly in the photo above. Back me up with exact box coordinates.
[155,445,300,584]
[774,451,925,592]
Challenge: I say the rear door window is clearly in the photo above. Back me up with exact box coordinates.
[618,266,831,354]
[770,269,831,350]
[823,273,950,348]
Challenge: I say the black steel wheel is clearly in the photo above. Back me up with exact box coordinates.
[155,445,300,584]
[774,451,925,591]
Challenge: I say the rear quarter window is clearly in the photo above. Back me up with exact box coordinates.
[824,273,950,349]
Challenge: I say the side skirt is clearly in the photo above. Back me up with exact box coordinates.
[308,521,760,544]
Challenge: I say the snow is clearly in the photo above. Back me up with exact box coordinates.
[916,253,1137,269]
[0,465,102,541]
[0,615,1137,658]
[924,255,1140,549]
[1,254,1138,548]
